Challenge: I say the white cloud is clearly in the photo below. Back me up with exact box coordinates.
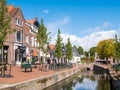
[51,30,117,51]
[79,22,111,36]
[48,20,117,51]
[42,10,49,14]
[47,16,70,35]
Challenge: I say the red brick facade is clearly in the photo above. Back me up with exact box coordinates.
[3,5,39,65]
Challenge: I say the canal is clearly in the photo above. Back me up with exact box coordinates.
[44,71,110,90]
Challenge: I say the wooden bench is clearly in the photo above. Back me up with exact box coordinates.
[21,63,32,72]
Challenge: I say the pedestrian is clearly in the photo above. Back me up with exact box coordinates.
[26,54,31,64]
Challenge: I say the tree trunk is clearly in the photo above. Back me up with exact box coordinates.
[1,44,5,76]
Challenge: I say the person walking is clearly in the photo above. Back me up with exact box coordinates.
[26,54,31,64]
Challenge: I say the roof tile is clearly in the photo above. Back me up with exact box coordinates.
[26,20,35,25]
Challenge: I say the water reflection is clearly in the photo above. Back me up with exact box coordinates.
[44,71,110,90]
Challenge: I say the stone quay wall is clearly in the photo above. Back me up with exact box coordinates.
[0,68,78,90]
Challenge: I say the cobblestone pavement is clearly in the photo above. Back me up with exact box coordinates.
[0,65,75,84]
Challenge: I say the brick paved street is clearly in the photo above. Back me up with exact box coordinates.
[0,65,75,84]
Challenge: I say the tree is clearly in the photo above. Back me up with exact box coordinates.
[54,29,63,59]
[89,47,97,57]
[36,18,50,55]
[66,38,73,60]
[77,46,84,55]
[115,34,120,63]
[84,51,88,57]
[0,0,14,76]
[97,39,115,60]
[87,47,97,63]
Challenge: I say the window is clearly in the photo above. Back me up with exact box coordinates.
[16,18,23,26]
[15,31,22,42]
[26,47,29,54]
[26,35,29,44]
[34,37,37,47]
[31,37,34,46]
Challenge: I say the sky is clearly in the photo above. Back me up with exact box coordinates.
[7,0,120,51]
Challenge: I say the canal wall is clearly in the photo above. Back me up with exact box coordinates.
[93,64,109,74]
[93,64,120,90]
[0,68,78,90]
[108,66,120,90]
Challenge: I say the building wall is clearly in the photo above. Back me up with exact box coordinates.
[70,56,81,63]
[3,6,40,65]
[4,7,26,64]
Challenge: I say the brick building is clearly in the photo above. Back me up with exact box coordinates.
[1,5,39,65]
[2,5,26,64]
[26,18,40,63]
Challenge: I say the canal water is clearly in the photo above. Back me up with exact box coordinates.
[44,71,110,90]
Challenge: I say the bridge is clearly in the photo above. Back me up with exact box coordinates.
[77,63,94,71]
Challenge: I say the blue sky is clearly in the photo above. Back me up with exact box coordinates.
[7,0,120,51]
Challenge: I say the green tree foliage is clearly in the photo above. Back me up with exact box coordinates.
[77,46,84,55]
[84,51,88,57]
[89,47,97,56]
[36,18,50,53]
[66,38,73,60]
[0,0,12,47]
[97,39,115,60]
[89,47,97,63]
[115,34,120,61]
[54,29,63,59]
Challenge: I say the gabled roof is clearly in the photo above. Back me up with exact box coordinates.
[7,5,14,14]
[26,20,35,25]
[72,47,80,57]
[7,5,25,21]
[7,5,19,16]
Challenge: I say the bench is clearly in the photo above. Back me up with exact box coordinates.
[21,63,32,72]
